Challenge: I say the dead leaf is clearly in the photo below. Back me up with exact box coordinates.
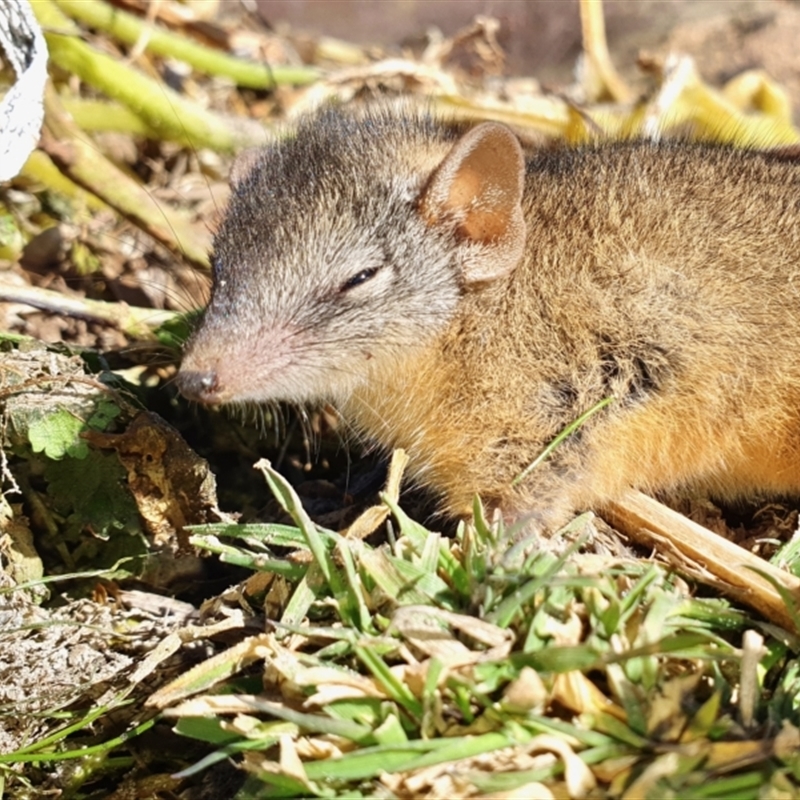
[85,410,227,549]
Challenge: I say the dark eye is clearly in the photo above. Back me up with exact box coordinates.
[339,266,381,293]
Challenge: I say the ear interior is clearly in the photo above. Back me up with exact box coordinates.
[419,122,526,283]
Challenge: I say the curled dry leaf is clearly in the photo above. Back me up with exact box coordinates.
[774,720,800,760]
[146,630,269,709]
[0,497,42,589]
[84,410,227,549]
[298,665,390,705]
[279,734,313,788]
[552,670,628,721]
[342,447,409,540]
[479,783,555,800]
[501,666,549,714]
[646,672,703,741]
[384,735,594,800]
[525,734,597,798]
[294,736,347,761]
[163,694,271,717]
[536,607,585,647]
[390,605,514,662]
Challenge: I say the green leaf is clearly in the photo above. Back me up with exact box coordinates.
[174,716,244,746]
[154,309,202,350]
[28,409,89,459]
[87,398,122,430]
[45,450,140,541]
[26,398,121,460]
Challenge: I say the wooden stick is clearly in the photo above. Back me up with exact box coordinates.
[604,489,800,632]
[0,281,176,338]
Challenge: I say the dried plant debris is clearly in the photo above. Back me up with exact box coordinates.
[0,593,134,755]
[85,410,227,550]
[0,343,228,584]
[153,464,800,799]
[0,566,252,785]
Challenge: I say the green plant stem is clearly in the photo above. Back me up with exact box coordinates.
[60,97,160,138]
[54,0,320,88]
[33,0,266,153]
[0,281,176,339]
[10,702,126,756]
[45,32,256,151]
[0,716,155,763]
[41,82,212,267]
[21,149,109,212]
[512,397,614,487]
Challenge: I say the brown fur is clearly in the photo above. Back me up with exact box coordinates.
[177,104,800,531]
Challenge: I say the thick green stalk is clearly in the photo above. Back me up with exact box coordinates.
[33,0,266,152]
[54,0,319,88]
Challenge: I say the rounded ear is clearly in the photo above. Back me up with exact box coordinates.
[418,122,526,283]
[229,147,263,187]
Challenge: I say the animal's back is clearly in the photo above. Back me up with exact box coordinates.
[349,138,800,524]
[178,102,800,530]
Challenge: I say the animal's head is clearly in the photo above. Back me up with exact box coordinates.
[177,104,525,407]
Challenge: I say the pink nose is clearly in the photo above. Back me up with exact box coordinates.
[175,369,223,404]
